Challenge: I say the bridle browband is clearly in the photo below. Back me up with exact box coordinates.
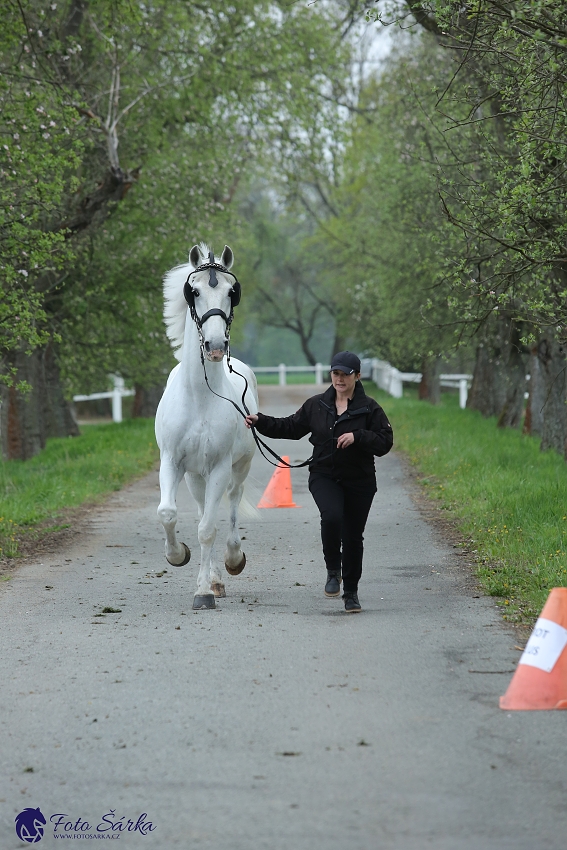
[182,250,325,469]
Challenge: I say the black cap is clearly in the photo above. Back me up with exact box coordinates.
[330,351,361,375]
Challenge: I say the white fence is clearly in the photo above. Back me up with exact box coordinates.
[254,364,331,386]
[256,359,472,408]
[369,358,472,409]
[74,360,473,422]
[73,375,135,423]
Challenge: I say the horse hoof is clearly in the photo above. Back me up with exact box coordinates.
[166,542,191,567]
[211,582,226,598]
[192,593,216,610]
[225,552,246,576]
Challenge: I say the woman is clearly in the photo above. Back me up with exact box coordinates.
[245,351,393,612]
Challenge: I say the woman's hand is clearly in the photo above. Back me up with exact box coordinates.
[245,414,259,429]
[336,432,355,449]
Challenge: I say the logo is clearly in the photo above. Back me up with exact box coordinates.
[14,807,157,842]
[15,808,46,843]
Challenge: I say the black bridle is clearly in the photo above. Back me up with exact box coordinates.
[182,251,322,469]
[183,251,241,333]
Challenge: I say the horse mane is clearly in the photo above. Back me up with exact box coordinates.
[163,242,210,360]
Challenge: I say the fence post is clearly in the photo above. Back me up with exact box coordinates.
[112,375,124,423]
[389,368,403,399]
[371,358,379,386]
[315,363,323,385]
[278,363,286,386]
[459,378,468,410]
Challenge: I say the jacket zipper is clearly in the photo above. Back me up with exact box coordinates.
[317,398,371,470]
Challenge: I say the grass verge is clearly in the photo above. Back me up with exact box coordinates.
[366,384,567,625]
[0,419,158,561]
[255,372,318,385]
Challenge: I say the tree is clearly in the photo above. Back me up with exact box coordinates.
[290,38,472,399]
[232,194,337,365]
[0,0,354,458]
[365,1,567,445]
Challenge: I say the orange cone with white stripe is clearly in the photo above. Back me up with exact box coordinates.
[500,587,567,710]
[257,457,299,508]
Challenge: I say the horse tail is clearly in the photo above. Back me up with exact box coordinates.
[221,477,260,519]
[239,487,260,521]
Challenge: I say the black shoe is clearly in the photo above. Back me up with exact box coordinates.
[324,571,342,598]
[343,591,361,613]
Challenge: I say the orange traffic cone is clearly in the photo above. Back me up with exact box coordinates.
[500,587,567,710]
[257,457,299,508]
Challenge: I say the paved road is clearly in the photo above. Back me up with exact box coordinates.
[1,385,566,849]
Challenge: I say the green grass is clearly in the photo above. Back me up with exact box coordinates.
[366,385,567,624]
[255,372,318,385]
[0,419,158,559]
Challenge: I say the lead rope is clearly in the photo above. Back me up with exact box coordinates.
[227,357,320,469]
[195,325,333,469]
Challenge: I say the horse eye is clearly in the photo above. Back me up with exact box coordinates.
[192,288,199,297]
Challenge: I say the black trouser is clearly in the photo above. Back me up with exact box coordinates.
[308,472,377,593]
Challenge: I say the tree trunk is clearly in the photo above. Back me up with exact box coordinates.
[331,330,345,358]
[0,344,78,461]
[467,312,527,426]
[60,165,140,237]
[537,333,567,455]
[298,336,317,366]
[523,343,545,437]
[0,155,138,462]
[467,343,500,416]
[1,348,46,460]
[42,343,80,440]
[496,317,526,428]
[133,385,164,418]
[418,354,441,404]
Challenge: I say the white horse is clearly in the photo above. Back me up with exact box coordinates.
[155,243,258,610]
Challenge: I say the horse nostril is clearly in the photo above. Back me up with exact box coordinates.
[204,341,211,352]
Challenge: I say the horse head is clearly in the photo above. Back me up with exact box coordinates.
[15,807,46,843]
[186,244,238,362]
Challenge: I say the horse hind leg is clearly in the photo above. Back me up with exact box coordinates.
[157,456,191,566]
[193,518,217,608]
[210,544,226,597]
[185,472,205,521]
[193,464,231,609]
[188,473,225,597]
[194,523,220,609]
[224,467,248,576]
[206,532,228,598]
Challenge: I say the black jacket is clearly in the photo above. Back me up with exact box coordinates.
[255,382,393,481]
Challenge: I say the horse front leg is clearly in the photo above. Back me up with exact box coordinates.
[157,454,191,567]
[186,473,223,598]
[193,462,231,610]
[224,457,251,576]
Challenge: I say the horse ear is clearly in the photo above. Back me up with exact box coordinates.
[189,245,204,268]
[221,245,234,270]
